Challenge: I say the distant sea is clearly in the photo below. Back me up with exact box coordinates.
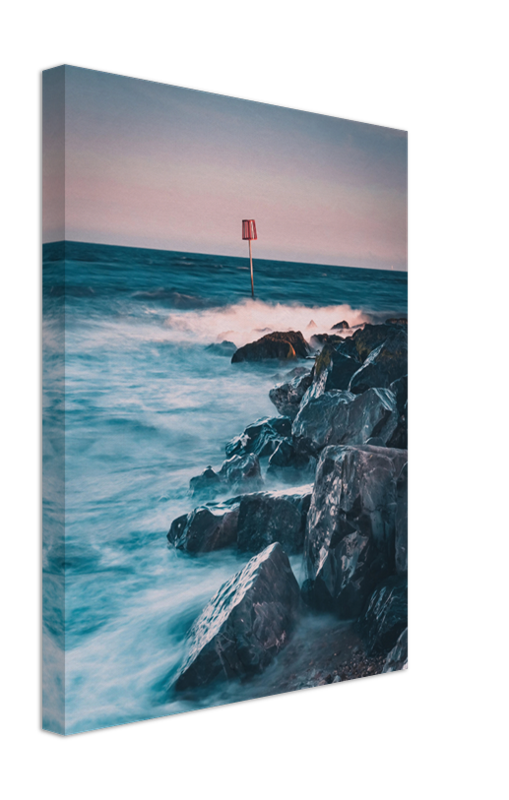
[43,241,407,733]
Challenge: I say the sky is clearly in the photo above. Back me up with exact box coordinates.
[43,66,407,270]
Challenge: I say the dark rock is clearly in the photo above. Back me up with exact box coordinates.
[225,416,292,459]
[219,453,263,491]
[389,375,408,416]
[309,333,344,350]
[310,344,361,396]
[236,488,311,554]
[269,371,312,418]
[382,627,408,671]
[292,387,399,452]
[169,506,239,553]
[331,320,350,330]
[385,318,408,327]
[205,340,237,357]
[174,543,301,690]
[386,375,408,449]
[232,331,310,363]
[189,466,223,499]
[348,329,408,394]
[362,575,407,655]
[267,439,318,481]
[303,445,408,618]
[343,323,395,363]
[395,463,408,574]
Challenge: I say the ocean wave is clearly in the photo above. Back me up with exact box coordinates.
[162,298,370,347]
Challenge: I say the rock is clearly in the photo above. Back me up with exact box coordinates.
[174,543,301,690]
[219,453,263,491]
[331,320,350,330]
[385,318,408,327]
[269,371,312,418]
[236,488,311,554]
[168,506,239,553]
[386,375,408,449]
[232,331,310,363]
[292,387,399,452]
[303,445,408,618]
[205,340,237,357]
[382,627,408,672]
[395,463,408,574]
[225,416,292,459]
[189,466,223,499]
[267,438,318,481]
[389,375,408,416]
[342,323,395,363]
[308,343,360,396]
[348,329,408,394]
[362,575,407,655]
[309,333,344,350]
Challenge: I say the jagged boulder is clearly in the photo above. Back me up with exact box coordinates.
[225,416,292,459]
[269,371,312,418]
[382,627,408,672]
[348,329,408,394]
[362,576,408,655]
[168,506,239,553]
[303,445,408,618]
[267,438,317,481]
[189,466,224,499]
[395,463,408,574]
[310,344,360,394]
[292,387,399,452]
[174,543,301,690]
[341,323,395,363]
[331,320,350,330]
[219,453,263,491]
[236,487,311,554]
[232,331,310,363]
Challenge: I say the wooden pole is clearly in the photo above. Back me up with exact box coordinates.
[249,238,254,298]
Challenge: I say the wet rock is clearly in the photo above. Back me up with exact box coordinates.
[267,438,318,481]
[174,542,301,690]
[303,445,408,617]
[219,453,263,491]
[269,371,312,418]
[309,333,344,350]
[389,375,408,416]
[331,320,350,330]
[310,344,361,395]
[168,506,239,553]
[382,627,408,672]
[395,463,408,574]
[362,575,407,655]
[386,317,408,327]
[189,466,223,499]
[225,416,292,459]
[342,323,395,363]
[232,331,310,363]
[386,375,408,449]
[293,387,399,452]
[348,329,408,394]
[236,488,311,554]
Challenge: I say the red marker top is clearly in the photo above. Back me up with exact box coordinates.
[242,220,257,240]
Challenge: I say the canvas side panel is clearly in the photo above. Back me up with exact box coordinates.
[42,66,66,734]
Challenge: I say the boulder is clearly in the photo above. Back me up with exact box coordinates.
[348,329,408,394]
[331,320,350,330]
[189,466,224,499]
[382,627,408,672]
[386,375,408,449]
[267,438,318,481]
[174,543,301,690]
[292,387,399,452]
[225,416,292,459]
[232,331,310,363]
[269,371,312,418]
[361,575,408,655]
[309,333,344,350]
[168,506,239,553]
[385,318,408,327]
[219,453,263,492]
[310,344,361,395]
[236,487,311,554]
[303,445,408,618]
[341,323,395,363]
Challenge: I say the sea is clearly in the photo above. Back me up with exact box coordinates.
[42,241,408,734]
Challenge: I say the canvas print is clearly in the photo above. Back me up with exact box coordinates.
[42,66,408,735]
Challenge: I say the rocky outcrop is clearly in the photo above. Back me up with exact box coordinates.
[292,387,399,452]
[236,487,311,554]
[348,329,408,394]
[331,320,350,330]
[225,416,292,459]
[174,543,301,690]
[232,331,310,363]
[362,575,407,655]
[167,506,239,553]
[269,371,312,418]
[382,627,408,671]
[303,445,408,618]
